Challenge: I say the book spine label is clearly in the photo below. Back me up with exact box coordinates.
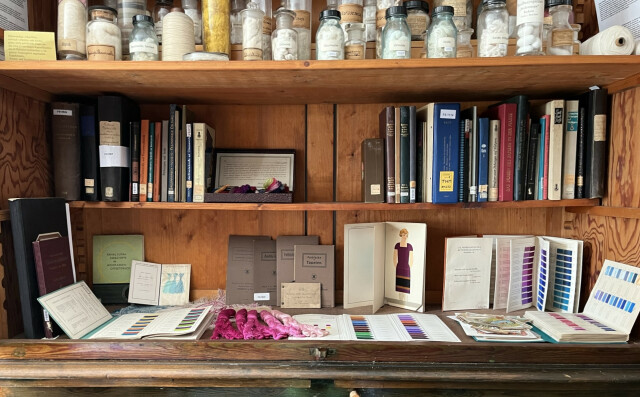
[488,120,500,202]
[399,106,410,203]
[186,124,194,202]
[380,107,395,203]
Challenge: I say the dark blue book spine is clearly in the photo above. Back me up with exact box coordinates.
[186,123,194,202]
[477,118,489,202]
[432,103,460,204]
[399,106,410,203]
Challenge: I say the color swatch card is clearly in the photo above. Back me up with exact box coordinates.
[525,259,640,343]
[289,314,346,340]
[342,313,460,342]
[506,237,537,312]
[541,237,583,313]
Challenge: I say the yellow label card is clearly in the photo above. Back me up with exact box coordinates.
[439,171,454,192]
[4,31,56,61]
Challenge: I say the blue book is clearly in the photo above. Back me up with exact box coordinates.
[538,116,546,200]
[185,123,193,202]
[168,104,179,202]
[477,117,490,202]
[432,103,460,204]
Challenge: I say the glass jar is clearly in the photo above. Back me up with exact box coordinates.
[345,22,366,59]
[256,0,272,59]
[203,0,231,56]
[286,0,312,60]
[241,2,264,60]
[405,1,429,41]
[456,27,473,57]
[182,0,202,45]
[57,0,88,60]
[152,0,172,43]
[546,0,573,55]
[381,6,410,59]
[86,5,122,61]
[117,0,147,55]
[339,0,364,38]
[477,0,509,57]
[129,14,159,60]
[427,5,457,58]
[376,0,394,59]
[363,0,376,42]
[515,0,544,55]
[230,0,247,45]
[327,0,339,10]
[434,0,472,30]
[316,9,344,60]
[272,8,298,60]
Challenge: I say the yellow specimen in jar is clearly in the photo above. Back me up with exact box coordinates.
[202,0,231,55]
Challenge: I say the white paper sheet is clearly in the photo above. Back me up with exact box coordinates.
[290,314,349,340]
[595,0,640,39]
[0,0,28,31]
[442,237,493,311]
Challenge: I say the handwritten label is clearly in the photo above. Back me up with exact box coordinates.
[281,283,321,308]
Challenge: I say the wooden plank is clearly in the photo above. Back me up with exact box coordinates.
[565,206,640,220]
[607,87,640,208]
[0,57,638,105]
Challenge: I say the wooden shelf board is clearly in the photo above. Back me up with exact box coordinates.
[68,198,599,211]
[0,57,637,105]
[565,205,640,220]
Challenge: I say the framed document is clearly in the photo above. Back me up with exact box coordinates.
[213,149,295,191]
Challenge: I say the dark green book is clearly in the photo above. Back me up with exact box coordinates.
[147,121,155,201]
[409,106,417,203]
[399,106,410,203]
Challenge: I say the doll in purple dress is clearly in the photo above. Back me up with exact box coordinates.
[394,228,413,293]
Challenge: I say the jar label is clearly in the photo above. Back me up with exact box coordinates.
[345,44,365,59]
[407,15,428,37]
[486,32,509,46]
[390,39,410,52]
[438,37,456,52]
[155,21,163,37]
[442,0,467,17]
[59,38,81,52]
[293,10,311,29]
[552,29,573,46]
[90,9,115,22]
[87,45,116,61]
[338,4,363,23]
[543,15,552,25]
[129,41,158,55]
[263,16,273,35]
[376,9,387,29]
[243,47,263,61]
[456,47,472,58]
[516,0,544,26]
[318,41,343,53]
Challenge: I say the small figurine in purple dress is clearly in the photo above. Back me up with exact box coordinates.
[394,228,413,293]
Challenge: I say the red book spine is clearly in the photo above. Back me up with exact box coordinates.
[491,103,516,202]
[542,114,551,200]
[139,120,149,202]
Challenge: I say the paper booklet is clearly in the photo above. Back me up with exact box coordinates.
[343,222,427,313]
[442,235,583,313]
[525,259,640,343]
[37,281,211,340]
[128,260,191,306]
[290,313,460,342]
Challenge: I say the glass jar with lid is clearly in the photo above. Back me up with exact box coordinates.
[427,5,457,58]
[405,1,429,41]
[363,0,376,42]
[182,0,202,45]
[255,0,272,59]
[456,27,473,57]
[434,0,472,30]
[546,0,573,55]
[381,6,411,59]
[241,1,264,60]
[152,0,172,43]
[339,0,364,38]
[129,14,159,60]
[286,0,312,60]
[230,0,247,45]
[316,9,345,60]
[515,0,544,55]
[117,0,147,56]
[477,0,509,57]
[272,8,298,60]
[345,22,366,59]
[57,0,88,60]
[376,0,394,59]
[86,5,122,61]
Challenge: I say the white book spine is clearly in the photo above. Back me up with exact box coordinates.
[193,123,206,203]
[562,100,579,199]
[546,100,565,200]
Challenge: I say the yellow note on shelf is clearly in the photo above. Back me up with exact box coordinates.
[4,31,56,61]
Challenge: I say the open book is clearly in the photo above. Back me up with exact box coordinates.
[525,259,640,343]
[37,281,211,340]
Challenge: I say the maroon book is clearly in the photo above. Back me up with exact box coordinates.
[488,103,517,202]
[32,233,75,338]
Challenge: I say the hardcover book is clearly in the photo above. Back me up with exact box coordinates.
[161,120,170,202]
[399,106,411,203]
[417,104,434,203]
[226,235,270,305]
[582,88,608,199]
[80,103,100,201]
[32,232,75,338]
[93,234,144,304]
[409,106,417,203]
[9,197,68,339]
[343,222,427,313]
[361,138,384,203]
[98,95,140,202]
[525,259,640,343]
[168,104,181,202]
[499,95,530,201]
[185,123,193,202]
[488,119,500,202]
[462,107,479,202]
[545,100,565,200]
[294,244,335,308]
[562,100,579,199]
[129,121,140,201]
[153,121,162,201]
[524,122,541,200]
[575,103,587,198]
[379,106,396,203]
[275,235,319,306]
[139,120,149,202]
[128,260,191,306]
[147,121,156,201]
[488,103,516,202]
[253,239,277,306]
[477,117,490,202]
[52,102,81,201]
[394,107,401,203]
[432,103,460,204]
[193,122,215,203]
[458,115,468,203]
[39,281,212,340]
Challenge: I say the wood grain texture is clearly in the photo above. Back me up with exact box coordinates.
[0,223,6,340]
[607,87,640,208]
[0,57,638,105]
[28,0,56,33]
